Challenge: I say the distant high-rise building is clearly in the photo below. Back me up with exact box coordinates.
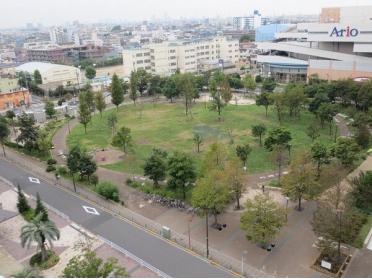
[233,10,270,31]
[49,27,79,46]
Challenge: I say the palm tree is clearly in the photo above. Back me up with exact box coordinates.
[20,213,60,262]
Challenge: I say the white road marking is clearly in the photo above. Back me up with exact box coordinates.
[268,174,275,178]
[82,205,100,215]
[28,177,40,184]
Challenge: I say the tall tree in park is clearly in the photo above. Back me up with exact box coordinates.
[270,92,286,124]
[107,112,118,136]
[226,159,245,210]
[282,154,321,211]
[110,73,124,110]
[78,92,91,134]
[44,101,56,119]
[129,71,138,104]
[78,153,97,182]
[251,124,266,146]
[261,78,276,92]
[135,69,150,96]
[143,148,168,188]
[317,103,337,132]
[209,72,231,120]
[201,142,229,173]
[311,141,330,178]
[193,133,203,153]
[176,73,197,116]
[112,127,132,153]
[331,137,360,168]
[85,66,96,80]
[94,92,106,118]
[37,130,52,156]
[35,192,49,222]
[235,143,251,170]
[240,194,285,247]
[62,241,128,278]
[20,213,60,263]
[243,74,256,95]
[0,120,10,157]
[192,169,231,227]
[264,127,292,182]
[167,152,197,200]
[357,80,372,111]
[256,92,273,117]
[33,70,42,84]
[5,110,16,132]
[67,145,83,192]
[312,180,366,262]
[17,184,31,215]
[16,113,39,151]
[85,90,95,113]
[163,76,179,102]
[306,122,320,142]
[148,75,163,100]
[283,83,306,118]
[220,76,232,104]
[350,171,372,213]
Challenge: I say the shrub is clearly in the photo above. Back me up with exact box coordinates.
[47,158,57,165]
[90,174,99,186]
[57,166,68,176]
[46,165,56,172]
[95,182,120,202]
[30,250,59,270]
[23,209,35,222]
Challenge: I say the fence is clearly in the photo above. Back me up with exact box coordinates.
[3,149,270,277]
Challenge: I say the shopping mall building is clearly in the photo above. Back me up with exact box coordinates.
[255,6,372,82]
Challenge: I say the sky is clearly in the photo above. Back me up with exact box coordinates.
[1,0,372,28]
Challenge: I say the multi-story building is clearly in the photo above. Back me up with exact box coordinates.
[122,36,239,77]
[255,6,372,82]
[233,10,270,31]
[0,78,31,112]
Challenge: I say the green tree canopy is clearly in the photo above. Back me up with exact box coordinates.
[85,66,96,80]
[44,101,56,119]
[251,124,267,146]
[33,70,42,84]
[112,127,132,153]
[110,73,124,110]
[144,148,168,187]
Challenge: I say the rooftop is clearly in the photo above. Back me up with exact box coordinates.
[16,62,78,74]
[256,55,309,66]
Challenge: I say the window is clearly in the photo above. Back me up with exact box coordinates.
[136,53,143,57]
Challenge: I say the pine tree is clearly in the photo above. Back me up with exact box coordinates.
[34,192,49,222]
[17,184,31,214]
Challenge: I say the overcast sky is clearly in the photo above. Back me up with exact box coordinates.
[1,0,372,28]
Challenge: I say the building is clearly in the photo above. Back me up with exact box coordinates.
[50,26,79,46]
[255,6,372,81]
[122,36,239,77]
[233,10,270,31]
[0,78,31,112]
[16,62,82,89]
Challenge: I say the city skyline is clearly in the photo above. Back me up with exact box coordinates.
[1,0,372,28]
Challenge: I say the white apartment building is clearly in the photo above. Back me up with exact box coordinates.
[255,6,372,81]
[233,10,269,31]
[122,36,239,77]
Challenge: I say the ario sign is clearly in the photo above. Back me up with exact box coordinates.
[330,26,359,37]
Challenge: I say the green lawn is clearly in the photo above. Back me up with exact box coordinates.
[354,215,372,248]
[67,102,334,175]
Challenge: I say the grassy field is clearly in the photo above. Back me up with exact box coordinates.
[67,102,334,175]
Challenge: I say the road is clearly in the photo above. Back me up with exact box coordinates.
[0,158,233,278]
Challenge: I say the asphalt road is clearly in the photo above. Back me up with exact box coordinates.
[0,158,233,278]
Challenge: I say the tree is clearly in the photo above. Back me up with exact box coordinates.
[262,78,276,92]
[201,142,229,173]
[78,154,97,182]
[12,267,43,278]
[167,152,197,200]
[270,92,286,124]
[177,73,197,116]
[251,124,266,146]
[110,73,124,110]
[192,169,231,227]
[193,133,203,153]
[67,146,83,192]
[35,193,49,222]
[33,70,42,84]
[36,130,52,156]
[225,159,245,210]
[148,75,163,100]
[62,242,127,278]
[85,90,95,113]
[78,92,91,134]
[16,113,39,151]
[354,124,370,149]
[135,69,149,96]
[0,120,10,157]
[107,113,118,136]
[21,213,60,262]
[163,76,179,102]
[256,92,273,117]
[129,71,138,104]
[282,154,321,211]
[143,148,168,187]
[350,171,372,213]
[331,137,360,167]
[209,72,231,120]
[283,84,306,118]
[240,194,285,247]
[243,75,256,95]
[306,122,320,142]
[44,101,56,119]
[5,110,16,132]
[112,127,132,153]
[85,66,96,80]
[94,92,106,118]
[17,184,31,215]
[317,103,337,132]
[235,144,251,169]
[311,141,330,178]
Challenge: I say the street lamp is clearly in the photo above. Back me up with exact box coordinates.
[241,250,248,275]
[285,196,290,222]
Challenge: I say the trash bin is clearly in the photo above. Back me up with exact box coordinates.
[161,226,171,239]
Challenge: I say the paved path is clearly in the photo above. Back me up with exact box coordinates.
[0,157,234,278]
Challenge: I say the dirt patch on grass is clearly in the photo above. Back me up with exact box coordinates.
[94,148,125,165]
